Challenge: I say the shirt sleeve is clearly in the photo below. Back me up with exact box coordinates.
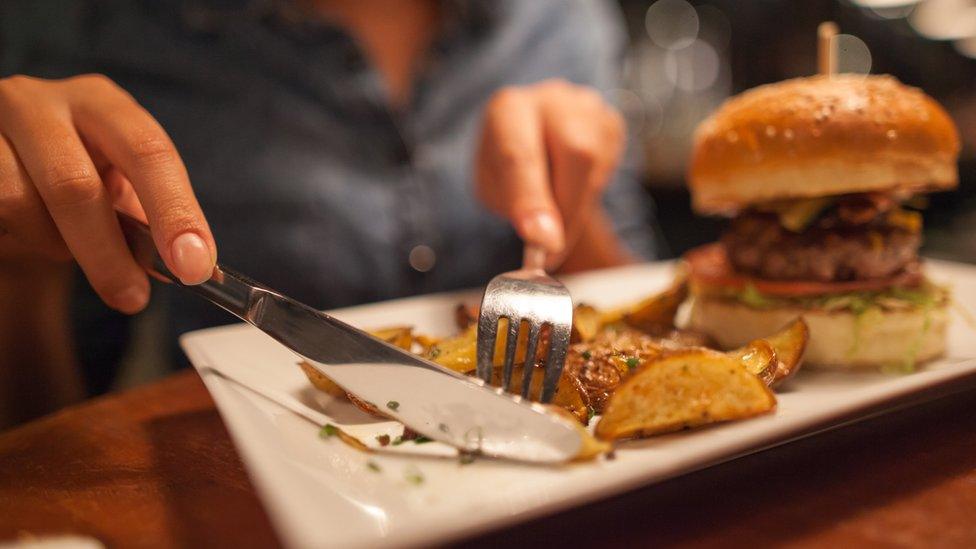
[560,0,667,261]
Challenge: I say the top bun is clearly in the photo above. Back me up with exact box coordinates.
[688,75,960,215]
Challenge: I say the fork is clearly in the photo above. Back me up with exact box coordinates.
[476,244,573,403]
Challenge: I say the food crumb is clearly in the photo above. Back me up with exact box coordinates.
[375,434,391,447]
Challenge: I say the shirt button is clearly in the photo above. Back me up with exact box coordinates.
[408,245,436,272]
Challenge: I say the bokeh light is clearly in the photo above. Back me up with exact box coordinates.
[910,0,976,40]
[664,39,720,92]
[953,35,976,58]
[835,34,873,74]
[645,0,699,50]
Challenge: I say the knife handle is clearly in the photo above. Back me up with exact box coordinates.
[117,212,268,323]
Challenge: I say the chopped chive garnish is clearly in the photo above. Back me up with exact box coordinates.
[319,424,338,438]
[366,461,381,472]
[392,436,405,446]
[386,400,400,411]
[404,467,424,485]
[587,407,596,421]
[625,357,640,370]
[582,350,592,360]
[413,436,433,444]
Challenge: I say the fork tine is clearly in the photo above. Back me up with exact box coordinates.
[476,311,498,383]
[540,321,571,403]
[520,322,542,399]
[501,318,520,391]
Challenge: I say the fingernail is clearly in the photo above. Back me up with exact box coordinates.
[522,211,565,253]
[171,232,214,285]
[114,285,149,313]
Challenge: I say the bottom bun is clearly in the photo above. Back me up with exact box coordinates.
[687,297,947,370]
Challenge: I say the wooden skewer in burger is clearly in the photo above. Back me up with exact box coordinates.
[683,23,961,370]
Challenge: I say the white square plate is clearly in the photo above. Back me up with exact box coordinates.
[181,260,976,549]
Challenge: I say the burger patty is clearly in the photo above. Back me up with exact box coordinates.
[723,213,921,282]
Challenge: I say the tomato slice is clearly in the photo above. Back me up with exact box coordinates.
[684,243,922,297]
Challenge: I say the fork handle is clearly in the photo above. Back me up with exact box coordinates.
[523,244,547,272]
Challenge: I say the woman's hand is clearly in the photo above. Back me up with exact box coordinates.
[476,79,627,270]
[0,74,216,313]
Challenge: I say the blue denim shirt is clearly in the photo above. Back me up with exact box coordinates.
[1,0,659,377]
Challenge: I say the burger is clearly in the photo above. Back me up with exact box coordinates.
[684,75,960,370]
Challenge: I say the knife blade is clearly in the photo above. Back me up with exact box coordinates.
[118,213,582,463]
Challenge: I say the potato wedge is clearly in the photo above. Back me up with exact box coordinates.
[490,365,589,424]
[299,360,347,398]
[346,393,386,418]
[369,326,414,351]
[602,278,689,332]
[299,361,389,418]
[546,406,612,460]
[572,304,603,343]
[425,321,543,374]
[727,339,777,386]
[763,318,809,386]
[426,325,478,373]
[455,303,478,331]
[595,349,776,440]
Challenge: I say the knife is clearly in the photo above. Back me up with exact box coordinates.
[117,213,582,463]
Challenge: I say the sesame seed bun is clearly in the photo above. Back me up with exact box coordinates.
[688,75,960,215]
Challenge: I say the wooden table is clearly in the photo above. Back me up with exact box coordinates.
[2,370,976,548]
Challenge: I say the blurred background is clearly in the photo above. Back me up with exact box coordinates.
[615,0,976,260]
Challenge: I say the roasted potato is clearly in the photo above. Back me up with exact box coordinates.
[546,406,612,460]
[299,361,389,418]
[763,318,809,386]
[595,349,776,440]
[370,326,415,351]
[727,339,778,386]
[454,303,478,330]
[571,304,603,343]
[490,365,589,423]
[602,278,688,332]
[346,393,387,418]
[299,360,347,398]
[425,320,547,374]
[426,325,478,373]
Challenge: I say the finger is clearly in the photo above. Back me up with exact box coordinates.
[476,88,565,254]
[68,76,215,284]
[539,92,625,265]
[541,92,623,231]
[0,133,71,260]
[0,102,150,313]
[102,166,148,223]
